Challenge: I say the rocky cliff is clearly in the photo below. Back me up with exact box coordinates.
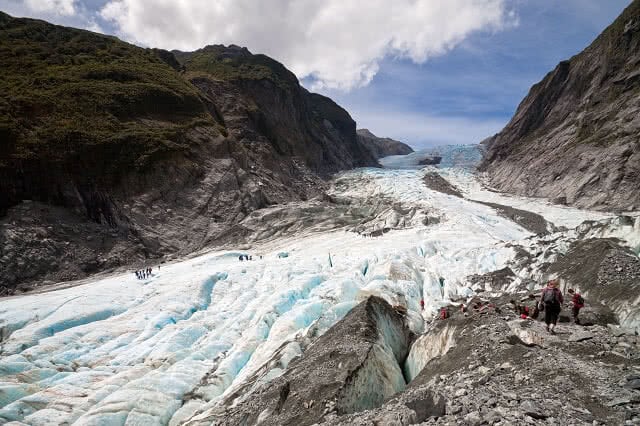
[0,14,378,293]
[356,128,414,159]
[480,0,640,212]
[183,296,422,425]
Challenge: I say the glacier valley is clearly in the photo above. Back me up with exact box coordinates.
[0,161,639,425]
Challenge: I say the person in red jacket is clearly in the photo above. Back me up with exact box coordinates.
[567,288,585,324]
[439,307,448,320]
[540,279,563,334]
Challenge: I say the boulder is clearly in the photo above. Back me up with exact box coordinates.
[568,331,595,342]
[521,400,548,420]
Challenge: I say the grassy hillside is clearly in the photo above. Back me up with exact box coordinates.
[174,45,299,91]
[0,12,216,182]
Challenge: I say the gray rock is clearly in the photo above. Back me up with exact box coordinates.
[625,378,640,390]
[503,392,518,402]
[449,405,463,415]
[607,398,631,407]
[609,325,637,337]
[568,331,595,342]
[520,400,548,420]
[455,388,468,397]
[464,411,483,426]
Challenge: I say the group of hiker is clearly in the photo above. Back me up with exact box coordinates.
[134,267,154,280]
[538,278,585,333]
[238,254,264,261]
[427,276,585,332]
[511,278,585,334]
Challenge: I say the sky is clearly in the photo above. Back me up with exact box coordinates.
[0,0,632,149]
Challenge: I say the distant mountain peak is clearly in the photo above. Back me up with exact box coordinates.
[356,129,414,159]
[356,128,377,138]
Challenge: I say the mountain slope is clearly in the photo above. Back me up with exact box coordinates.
[480,0,640,212]
[356,129,414,159]
[0,14,378,293]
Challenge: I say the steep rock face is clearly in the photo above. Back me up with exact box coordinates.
[182,296,415,426]
[176,45,379,175]
[0,16,378,293]
[356,128,414,159]
[480,1,640,212]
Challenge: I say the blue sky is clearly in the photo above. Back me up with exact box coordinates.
[322,1,632,148]
[1,0,632,149]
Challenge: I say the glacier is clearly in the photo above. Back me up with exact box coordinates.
[0,163,637,425]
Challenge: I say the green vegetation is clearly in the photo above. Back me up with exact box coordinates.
[0,12,216,180]
[174,45,299,91]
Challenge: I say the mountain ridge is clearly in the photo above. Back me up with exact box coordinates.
[480,0,640,212]
[0,12,379,293]
[356,129,414,159]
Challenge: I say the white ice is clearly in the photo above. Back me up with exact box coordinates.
[0,162,636,425]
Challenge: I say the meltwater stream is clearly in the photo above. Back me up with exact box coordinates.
[0,165,617,425]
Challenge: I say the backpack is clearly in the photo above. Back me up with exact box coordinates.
[440,307,449,320]
[576,295,585,306]
[531,304,540,319]
[543,288,559,304]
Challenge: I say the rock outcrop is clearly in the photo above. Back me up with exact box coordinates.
[356,129,414,159]
[480,0,640,212]
[0,15,379,293]
[418,156,442,166]
[400,308,639,425]
[182,296,418,425]
[546,237,640,330]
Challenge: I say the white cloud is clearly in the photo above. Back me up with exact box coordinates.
[24,0,77,16]
[99,0,515,91]
[84,17,104,33]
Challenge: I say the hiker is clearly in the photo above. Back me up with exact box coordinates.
[420,299,425,311]
[567,289,585,324]
[510,300,530,318]
[135,271,139,279]
[530,302,540,320]
[439,307,449,320]
[540,279,563,334]
[239,255,244,262]
[527,294,540,319]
